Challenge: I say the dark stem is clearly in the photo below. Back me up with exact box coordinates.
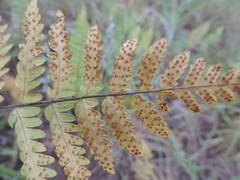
[0,83,239,111]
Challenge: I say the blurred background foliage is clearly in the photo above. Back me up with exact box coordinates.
[1,0,240,180]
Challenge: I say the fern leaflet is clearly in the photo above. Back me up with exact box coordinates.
[45,10,90,180]
[75,25,114,174]
[132,38,170,137]
[158,51,240,113]
[8,0,56,179]
[102,38,142,156]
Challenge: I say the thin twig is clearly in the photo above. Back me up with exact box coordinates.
[0,83,239,111]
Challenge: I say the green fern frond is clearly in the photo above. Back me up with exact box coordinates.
[45,10,91,180]
[68,3,89,95]
[0,15,12,103]
[189,21,211,46]
[132,140,155,180]
[8,0,56,179]
[9,0,29,24]
[75,26,114,174]
[8,107,56,179]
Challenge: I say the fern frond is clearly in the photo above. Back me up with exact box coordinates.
[193,63,221,105]
[109,38,137,93]
[8,1,56,179]
[157,51,240,112]
[102,38,142,156]
[132,38,170,137]
[215,69,240,98]
[136,38,167,91]
[177,58,205,112]
[47,10,76,100]
[0,15,13,102]
[45,10,91,180]
[132,95,169,137]
[68,3,89,95]
[1,3,240,178]
[75,99,114,174]
[8,107,56,179]
[80,25,103,95]
[179,62,240,112]
[157,51,190,111]
[132,140,155,180]
[45,103,90,180]
[16,0,45,104]
[75,25,114,174]
[9,0,29,24]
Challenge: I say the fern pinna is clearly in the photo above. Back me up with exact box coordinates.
[7,0,56,179]
[1,0,240,179]
[132,38,170,137]
[75,25,114,174]
[102,38,143,157]
[45,10,91,180]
